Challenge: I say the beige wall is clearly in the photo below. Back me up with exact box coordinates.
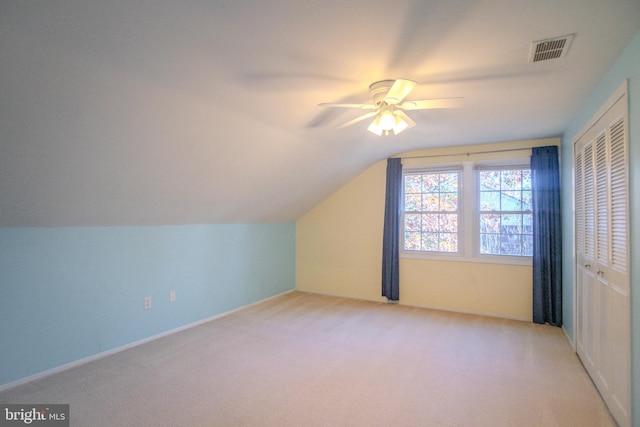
[296,160,387,302]
[296,138,560,321]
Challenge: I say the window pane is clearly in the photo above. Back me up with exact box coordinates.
[439,233,458,252]
[402,170,460,254]
[439,173,458,192]
[521,170,531,190]
[480,214,500,233]
[421,233,439,251]
[501,170,521,190]
[522,235,533,256]
[480,171,500,190]
[501,213,522,234]
[523,214,533,234]
[521,190,532,211]
[440,193,458,211]
[404,214,421,231]
[404,175,422,193]
[405,194,421,211]
[405,232,421,250]
[501,234,522,256]
[440,214,458,232]
[478,167,532,258]
[480,234,500,254]
[502,191,522,210]
[423,194,439,211]
[422,214,439,232]
[422,175,439,192]
[480,191,500,211]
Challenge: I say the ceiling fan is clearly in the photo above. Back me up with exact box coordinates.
[318,79,463,136]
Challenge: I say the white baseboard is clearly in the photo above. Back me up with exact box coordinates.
[0,289,295,392]
[296,289,532,322]
[562,325,576,351]
[408,303,532,322]
[296,288,388,304]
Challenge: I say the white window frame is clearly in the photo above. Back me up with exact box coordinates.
[473,160,532,264]
[401,163,463,260]
[401,160,532,266]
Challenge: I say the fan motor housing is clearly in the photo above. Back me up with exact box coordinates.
[369,80,395,104]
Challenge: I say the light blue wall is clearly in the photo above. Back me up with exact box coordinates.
[561,29,640,425]
[0,223,295,386]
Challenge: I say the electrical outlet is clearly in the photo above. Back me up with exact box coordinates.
[144,296,152,310]
[169,290,176,302]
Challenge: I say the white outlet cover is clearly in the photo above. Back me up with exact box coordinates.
[169,290,176,302]
[144,296,152,310]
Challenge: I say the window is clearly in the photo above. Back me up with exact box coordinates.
[403,170,460,253]
[477,168,532,256]
[401,161,532,263]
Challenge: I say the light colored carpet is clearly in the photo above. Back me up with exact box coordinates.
[0,291,614,426]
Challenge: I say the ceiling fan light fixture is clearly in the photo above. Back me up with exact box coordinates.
[367,111,409,136]
[379,110,396,131]
[367,116,384,136]
[392,115,409,135]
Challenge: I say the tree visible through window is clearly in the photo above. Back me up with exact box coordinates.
[478,169,532,256]
[403,171,460,253]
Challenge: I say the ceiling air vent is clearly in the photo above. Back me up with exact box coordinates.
[529,34,575,63]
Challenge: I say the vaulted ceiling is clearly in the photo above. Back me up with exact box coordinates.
[1,0,639,226]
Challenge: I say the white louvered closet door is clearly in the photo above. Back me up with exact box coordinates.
[574,82,630,427]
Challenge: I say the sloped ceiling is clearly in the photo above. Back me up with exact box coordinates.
[1,0,639,226]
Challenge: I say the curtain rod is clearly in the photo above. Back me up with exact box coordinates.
[397,147,532,160]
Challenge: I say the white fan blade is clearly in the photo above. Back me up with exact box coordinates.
[400,97,464,110]
[318,103,377,109]
[337,111,378,128]
[384,79,417,104]
[395,110,416,128]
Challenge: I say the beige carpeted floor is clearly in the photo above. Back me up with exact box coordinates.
[0,291,614,426]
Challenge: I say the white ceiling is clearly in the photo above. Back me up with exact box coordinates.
[1,0,639,226]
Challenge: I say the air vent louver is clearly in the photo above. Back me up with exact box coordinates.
[529,34,575,62]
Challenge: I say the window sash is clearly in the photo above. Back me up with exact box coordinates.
[476,167,532,258]
[402,169,461,254]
